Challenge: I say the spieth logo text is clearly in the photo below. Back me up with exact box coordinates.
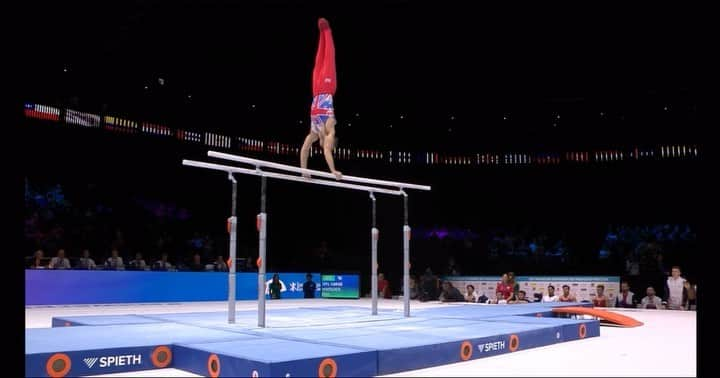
[477,340,506,353]
[83,354,142,368]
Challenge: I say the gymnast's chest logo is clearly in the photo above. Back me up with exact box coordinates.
[324,78,332,83]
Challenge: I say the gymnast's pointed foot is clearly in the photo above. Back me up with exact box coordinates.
[318,17,330,30]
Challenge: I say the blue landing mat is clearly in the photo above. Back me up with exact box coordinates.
[53,307,407,329]
[174,338,377,377]
[29,302,601,377]
[26,323,255,377]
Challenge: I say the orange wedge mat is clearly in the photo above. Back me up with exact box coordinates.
[552,307,643,327]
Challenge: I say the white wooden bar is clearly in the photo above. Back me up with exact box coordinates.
[182,160,404,196]
[207,151,431,191]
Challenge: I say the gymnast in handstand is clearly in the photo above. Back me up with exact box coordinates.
[300,17,342,179]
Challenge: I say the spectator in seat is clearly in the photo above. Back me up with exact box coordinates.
[488,290,508,304]
[558,285,577,302]
[664,266,688,310]
[477,292,489,303]
[214,255,228,272]
[378,273,392,299]
[542,285,559,303]
[189,253,205,272]
[153,253,173,271]
[616,281,636,308]
[49,249,71,270]
[76,249,96,270]
[465,284,479,302]
[29,250,46,269]
[641,286,663,309]
[105,248,125,270]
[439,281,465,302]
[593,284,609,307]
[303,273,317,298]
[128,253,147,271]
[509,290,531,304]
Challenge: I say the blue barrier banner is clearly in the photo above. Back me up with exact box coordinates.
[25,270,320,305]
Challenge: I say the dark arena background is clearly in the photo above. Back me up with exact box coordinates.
[23,1,703,377]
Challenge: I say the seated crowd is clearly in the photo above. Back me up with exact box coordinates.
[26,247,246,273]
[399,266,696,310]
